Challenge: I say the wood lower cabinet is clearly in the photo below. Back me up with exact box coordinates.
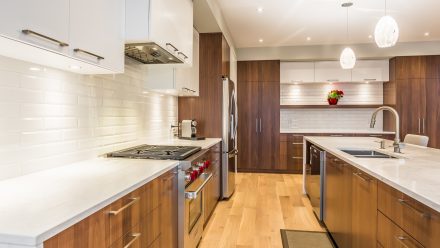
[324,153,352,248]
[378,181,440,248]
[44,168,178,248]
[204,142,222,225]
[377,212,424,248]
[352,168,377,248]
[237,60,280,172]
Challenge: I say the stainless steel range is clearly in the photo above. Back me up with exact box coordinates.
[107,145,213,248]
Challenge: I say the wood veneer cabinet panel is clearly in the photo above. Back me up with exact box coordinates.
[377,211,424,248]
[425,78,440,148]
[378,181,440,248]
[178,33,228,138]
[158,169,178,248]
[351,168,377,248]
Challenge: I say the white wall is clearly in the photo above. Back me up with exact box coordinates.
[237,41,440,61]
[0,56,177,180]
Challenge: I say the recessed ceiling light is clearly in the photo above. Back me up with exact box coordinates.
[424,32,430,36]
[142,91,149,94]
[258,38,264,43]
[69,65,81,70]
[159,94,164,97]
[306,37,311,41]
[257,7,263,13]
[168,57,173,60]
[368,35,373,39]
[29,67,41,71]
[152,47,158,51]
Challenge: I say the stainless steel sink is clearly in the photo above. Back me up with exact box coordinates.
[340,149,398,159]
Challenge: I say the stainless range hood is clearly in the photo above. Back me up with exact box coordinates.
[125,42,184,64]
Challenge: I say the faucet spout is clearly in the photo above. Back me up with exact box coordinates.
[370,106,401,153]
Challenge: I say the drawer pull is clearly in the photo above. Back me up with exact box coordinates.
[292,156,303,159]
[292,142,303,145]
[124,233,141,248]
[330,134,343,137]
[74,48,104,60]
[397,199,430,219]
[109,197,140,216]
[353,172,371,182]
[22,29,69,47]
[394,236,423,248]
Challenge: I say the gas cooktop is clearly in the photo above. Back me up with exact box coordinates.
[108,145,202,160]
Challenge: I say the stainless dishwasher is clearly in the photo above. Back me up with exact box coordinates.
[305,145,326,221]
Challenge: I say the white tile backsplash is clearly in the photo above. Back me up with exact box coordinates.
[0,56,177,180]
[280,83,384,132]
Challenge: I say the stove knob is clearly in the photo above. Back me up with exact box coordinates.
[204,160,211,168]
[191,170,198,179]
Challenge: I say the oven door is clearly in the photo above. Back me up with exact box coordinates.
[184,173,213,248]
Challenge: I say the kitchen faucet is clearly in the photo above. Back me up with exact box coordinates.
[370,106,401,153]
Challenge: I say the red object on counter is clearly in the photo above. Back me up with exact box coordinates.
[328,98,339,105]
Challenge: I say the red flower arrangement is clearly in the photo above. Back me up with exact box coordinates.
[327,90,344,105]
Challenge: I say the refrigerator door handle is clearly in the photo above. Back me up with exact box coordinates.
[259,118,262,133]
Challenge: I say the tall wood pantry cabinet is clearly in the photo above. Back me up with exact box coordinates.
[237,60,281,172]
[384,56,440,148]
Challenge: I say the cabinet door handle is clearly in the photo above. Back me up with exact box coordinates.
[124,233,141,248]
[256,119,258,134]
[397,199,431,219]
[394,236,423,248]
[369,134,383,137]
[330,134,343,137]
[327,79,339,82]
[108,197,140,215]
[182,87,196,93]
[166,43,178,52]
[418,118,421,133]
[353,172,371,183]
[292,142,303,145]
[422,118,425,134]
[178,51,188,59]
[74,48,104,60]
[259,118,262,133]
[364,78,377,81]
[22,29,69,47]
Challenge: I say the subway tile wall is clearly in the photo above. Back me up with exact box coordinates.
[0,56,177,180]
[280,83,384,131]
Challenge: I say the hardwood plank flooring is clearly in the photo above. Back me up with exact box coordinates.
[199,173,324,248]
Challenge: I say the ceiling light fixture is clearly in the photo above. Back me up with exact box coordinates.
[340,2,356,70]
[69,65,81,70]
[368,35,373,39]
[424,32,430,36]
[258,38,264,43]
[257,7,263,13]
[306,37,311,41]
[29,67,41,71]
[374,0,399,48]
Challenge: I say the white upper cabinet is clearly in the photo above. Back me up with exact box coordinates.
[0,0,70,54]
[351,60,389,82]
[126,0,193,65]
[314,61,352,82]
[144,29,199,96]
[69,0,125,73]
[0,0,124,74]
[280,62,315,83]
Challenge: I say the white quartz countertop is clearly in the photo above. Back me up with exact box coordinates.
[305,136,440,213]
[281,129,395,134]
[0,158,179,248]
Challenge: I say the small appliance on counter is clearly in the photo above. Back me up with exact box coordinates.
[179,119,205,140]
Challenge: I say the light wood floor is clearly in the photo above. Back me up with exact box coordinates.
[199,173,324,248]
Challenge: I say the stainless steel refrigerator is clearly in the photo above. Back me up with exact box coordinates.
[222,77,238,198]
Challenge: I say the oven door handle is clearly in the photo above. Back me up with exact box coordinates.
[185,173,213,200]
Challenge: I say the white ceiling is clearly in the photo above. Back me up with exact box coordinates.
[216,0,440,48]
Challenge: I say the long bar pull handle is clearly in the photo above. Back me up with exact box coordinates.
[256,119,258,134]
[185,173,213,199]
[394,236,423,248]
[178,51,188,59]
[108,197,140,215]
[166,43,178,52]
[422,118,425,134]
[74,48,104,60]
[21,29,68,47]
[124,233,141,248]
[397,198,430,219]
[259,118,262,133]
[418,118,421,134]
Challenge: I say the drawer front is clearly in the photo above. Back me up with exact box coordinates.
[378,212,424,248]
[110,224,142,248]
[107,188,143,245]
[288,134,304,143]
[140,207,161,247]
[378,182,440,247]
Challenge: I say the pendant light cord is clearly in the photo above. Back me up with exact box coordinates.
[346,5,349,42]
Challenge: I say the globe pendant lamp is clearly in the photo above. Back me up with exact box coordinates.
[340,2,356,69]
[374,0,399,48]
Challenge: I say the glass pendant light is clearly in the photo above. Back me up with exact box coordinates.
[340,2,356,69]
[374,0,399,48]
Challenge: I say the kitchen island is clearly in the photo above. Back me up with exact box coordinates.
[304,136,440,248]
[0,138,221,248]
